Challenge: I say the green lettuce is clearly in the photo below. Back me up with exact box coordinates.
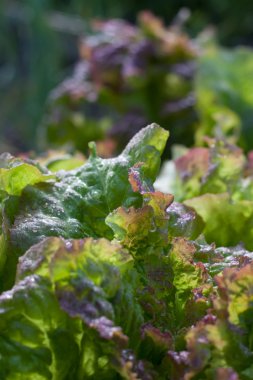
[1,125,253,379]
[1,124,168,289]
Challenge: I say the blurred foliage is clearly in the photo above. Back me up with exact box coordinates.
[195,43,253,152]
[42,12,197,156]
[42,16,253,157]
[1,0,253,153]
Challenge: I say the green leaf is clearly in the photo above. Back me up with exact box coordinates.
[185,193,253,249]
[38,151,86,172]
[0,164,54,196]
[169,238,210,326]
[167,202,204,240]
[0,275,80,380]
[0,153,54,197]
[193,242,253,277]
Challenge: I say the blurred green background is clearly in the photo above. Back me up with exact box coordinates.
[1,0,253,153]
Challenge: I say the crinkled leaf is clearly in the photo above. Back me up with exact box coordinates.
[0,275,80,380]
[194,242,253,276]
[169,238,210,327]
[18,236,144,349]
[17,237,132,299]
[106,162,173,258]
[106,205,155,253]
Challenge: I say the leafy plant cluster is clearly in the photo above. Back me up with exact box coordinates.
[41,12,253,159]
[42,12,197,155]
[2,124,253,378]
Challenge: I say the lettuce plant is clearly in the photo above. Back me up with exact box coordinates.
[156,137,253,250]
[42,12,197,155]
[1,124,253,379]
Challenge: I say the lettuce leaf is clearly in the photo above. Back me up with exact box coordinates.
[185,193,253,249]
[0,275,80,380]
[0,153,54,197]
